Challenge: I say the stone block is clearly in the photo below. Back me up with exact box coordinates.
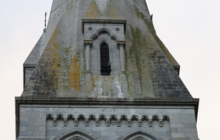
[17,106,200,140]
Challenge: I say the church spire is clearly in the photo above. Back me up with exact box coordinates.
[22,0,191,99]
[16,1,200,140]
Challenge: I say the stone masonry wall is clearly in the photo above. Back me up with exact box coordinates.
[17,105,199,140]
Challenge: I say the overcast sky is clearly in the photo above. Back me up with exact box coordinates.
[0,0,219,139]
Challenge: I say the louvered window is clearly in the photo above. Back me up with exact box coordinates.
[100,42,111,75]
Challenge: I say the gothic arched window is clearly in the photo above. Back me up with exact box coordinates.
[60,133,92,140]
[100,42,111,75]
[68,136,87,140]
[128,136,149,140]
[120,131,160,140]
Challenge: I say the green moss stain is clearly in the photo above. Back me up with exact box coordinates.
[134,5,179,67]
[126,53,135,97]
[130,25,144,83]
[84,0,123,20]
[129,24,155,98]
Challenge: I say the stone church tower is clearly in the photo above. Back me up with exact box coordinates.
[15,0,200,140]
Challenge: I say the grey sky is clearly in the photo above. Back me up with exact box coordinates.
[0,0,219,139]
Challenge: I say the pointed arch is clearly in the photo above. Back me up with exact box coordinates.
[117,130,163,140]
[52,129,98,140]
[100,42,111,75]
[67,136,88,140]
[90,27,118,41]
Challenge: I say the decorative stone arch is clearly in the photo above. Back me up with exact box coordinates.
[120,114,128,119]
[98,114,107,120]
[83,23,126,91]
[46,114,54,120]
[163,115,170,121]
[130,114,139,120]
[84,24,126,74]
[95,31,117,66]
[88,114,97,120]
[90,27,119,41]
[77,114,86,120]
[117,130,163,140]
[90,31,123,76]
[52,128,100,140]
[97,38,115,66]
[97,38,112,48]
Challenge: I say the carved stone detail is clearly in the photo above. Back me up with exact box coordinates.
[159,120,163,127]
[138,120,143,127]
[84,40,93,47]
[117,120,121,127]
[52,128,100,140]
[74,120,79,126]
[53,119,57,126]
[85,119,89,127]
[69,136,86,140]
[96,120,100,127]
[149,119,153,127]
[46,113,169,128]
[116,129,164,140]
[127,119,132,127]
[132,136,149,140]
[106,119,110,127]
[117,41,126,47]
[64,118,68,126]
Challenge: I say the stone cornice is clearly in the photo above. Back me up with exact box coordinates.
[15,97,199,138]
[15,97,199,105]
[82,19,127,34]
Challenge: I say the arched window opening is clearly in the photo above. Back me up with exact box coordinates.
[61,133,92,140]
[100,42,111,75]
[68,136,87,140]
[128,136,149,140]
[122,131,158,140]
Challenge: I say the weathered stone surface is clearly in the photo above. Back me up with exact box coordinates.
[17,1,200,139]
[22,0,191,99]
[17,104,199,140]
